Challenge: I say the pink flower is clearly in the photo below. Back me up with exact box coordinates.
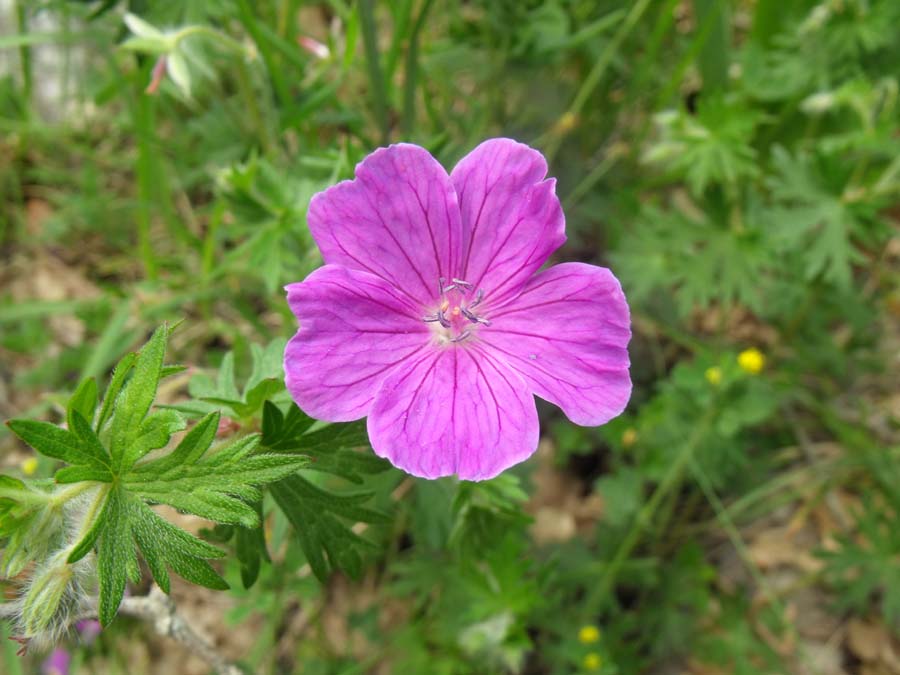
[284,139,631,480]
[76,619,102,644]
[42,648,70,675]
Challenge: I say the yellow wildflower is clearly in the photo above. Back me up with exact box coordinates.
[583,652,602,671]
[21,457,38,476]
[737,348,765,374]
[621,428,637,448]
[578,624,601,644]
[704,366,722,386]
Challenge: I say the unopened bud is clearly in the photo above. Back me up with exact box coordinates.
[21,552,75,637]
[298,35,330,60]
[145,55,168,95]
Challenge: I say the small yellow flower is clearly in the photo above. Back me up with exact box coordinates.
[620,428,637,449]
[553,111,578,135]
[704,366,722,386]
[737,348,765,375]
[583,652,602,671]
[21,457,38,476]
[578,624,601,644]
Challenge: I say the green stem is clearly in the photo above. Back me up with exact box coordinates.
[563,149,621,209]
[584,407,715,612]
[402,0,434,136]
[15,1,32,110]
[359,0,390,143]
[174,25,253,58]
[233,0,290,105]
[51,481,100,507]
[134,86,159,281]
[64,484,110,549]
[545,0,654,161]
[689,460,781,607]
[234,57,271,151]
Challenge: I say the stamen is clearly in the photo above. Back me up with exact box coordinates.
[452,278,473,290]
[437,309,451,328]
[469,288,484,308]
[460,307,480,323]
[450,330,471,343]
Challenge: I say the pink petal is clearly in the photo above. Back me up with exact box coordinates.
[307,144,462,306]
[284,265,429,422]
[451,138,565,304]
[367,345,539,481]
[483,263,631,426]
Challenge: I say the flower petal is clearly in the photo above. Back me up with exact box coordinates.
[367,345,539,481]
[482,263,631,426]
[451,138,565,304]
[284,265,429,422]
[307,144,462,306]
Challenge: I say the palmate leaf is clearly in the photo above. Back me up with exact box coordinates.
[5,325,308,627]
[127,414,308,528]
[766,146,869,287]
[269,475,388,581]
[261,401,388,483]
[612,205,773,316]
[260,401,391,582]
[182,339,287,420]
[644,96,763,196]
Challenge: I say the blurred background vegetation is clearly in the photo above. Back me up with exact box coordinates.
[1,0,899,673]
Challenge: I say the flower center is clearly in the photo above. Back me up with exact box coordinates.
[422,278,490,345]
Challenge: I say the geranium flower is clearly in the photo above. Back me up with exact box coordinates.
[284,139,631,480]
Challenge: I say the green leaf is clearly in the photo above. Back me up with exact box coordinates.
[270,474,387,582]
[123,13,166,40]
[67,377,98,430]
[160,364,188,378]
[136,411,220,475]
[246,340,285,391]
[120,409,186,473]
[97,487,135,626]
[261,402,388,484]
[185,340,287,420]
[126,432,306,527]
[595,469,645,528]
[96,352,136,432]
[167,49,192,97]
[766,146,868,287]
[3,326,316,631]
[68,411,111,464]
[216,351,240,401]
[645,97,762,195]
[93,485,228,625]
[108,326,167,471]
[7,419,105,468]
[55,465,113,484]
[131,500,227,593]
[235,500,269,589]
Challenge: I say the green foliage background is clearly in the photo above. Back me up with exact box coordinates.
[1,1,899,673]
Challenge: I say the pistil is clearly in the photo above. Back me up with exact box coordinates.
[422,277,490,343]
